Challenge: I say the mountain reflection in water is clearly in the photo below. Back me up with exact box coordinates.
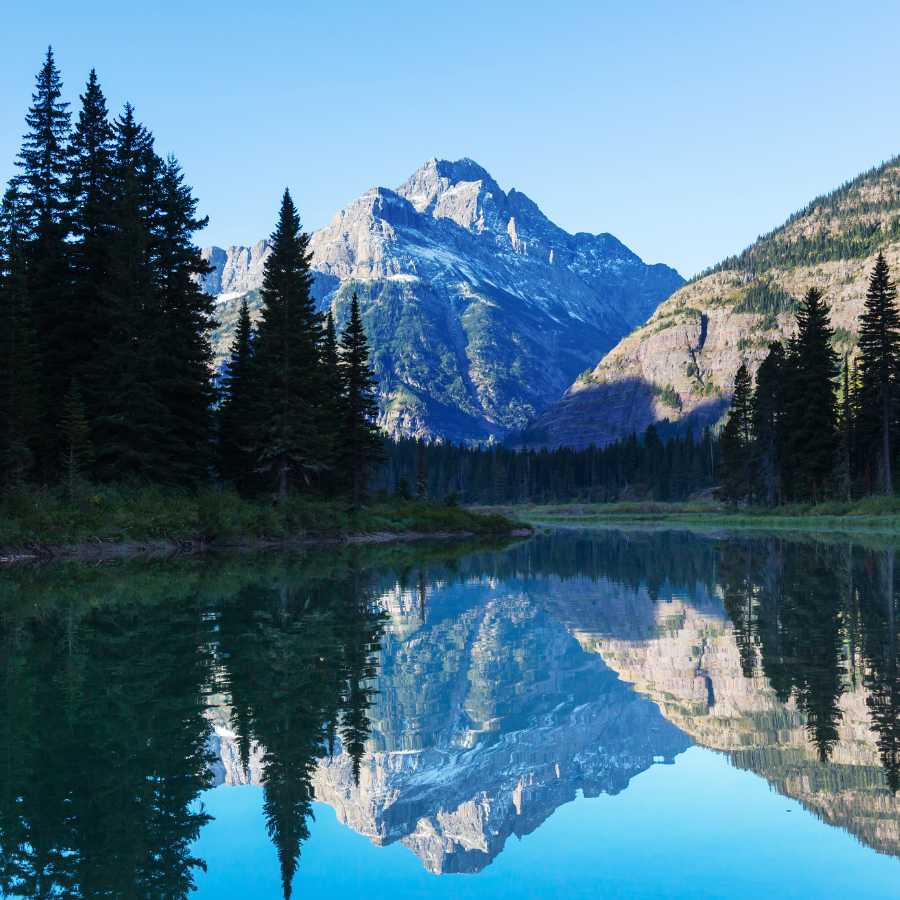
[2,529,900,897]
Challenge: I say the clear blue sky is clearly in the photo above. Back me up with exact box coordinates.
[4,0,900,278]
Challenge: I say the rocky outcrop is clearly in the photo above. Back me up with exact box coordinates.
[202,157,683,443]
[534,159,900,447]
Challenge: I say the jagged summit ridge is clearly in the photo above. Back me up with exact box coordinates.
[202,158,683,443]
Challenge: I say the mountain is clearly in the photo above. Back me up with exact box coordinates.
[201,158,683,443]
[532,157,900,447]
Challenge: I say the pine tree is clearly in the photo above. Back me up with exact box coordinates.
[58,378,93,499]
[338,294,385,507]
[152,155,217,484]
[717,363,754,504]
[14,47,72,446]
[218,298,256,492]
[88,104,170,482]
[319,309,342,494]
[752,341,787,506]
[784,287,839,502]
[252,190,323,500]
[0,188,42,487]
[858,252,900,494]
[64,70,114,400]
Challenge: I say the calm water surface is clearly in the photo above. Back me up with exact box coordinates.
[3,528,900,898]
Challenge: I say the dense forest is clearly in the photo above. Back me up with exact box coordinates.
[380,427,719,504]
[0,49,383,508]
[718,253,900,504]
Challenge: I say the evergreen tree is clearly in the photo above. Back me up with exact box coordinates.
[89,104,171,481]
[152,155,217,484]
[784,287,839,502]
[752,341,787,506]
[0,188,42,487]
[338,295,385,507]
[416,440,428,499]
[58,377,93,500]
[63,69,114,400]
[857,253,900,494]
[717,363,754,503]
[319,309,342,494]
[13,47,71,441]
[252,190,323,500]
[218,297,256,491]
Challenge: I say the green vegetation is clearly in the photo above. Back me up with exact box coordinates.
[508,496,900,531]
[0,486,519,548]
[384,427,719,505]
[716,257,900,506]
[693,157,900,279]
[731,278,798,316]
[652,383,681,410]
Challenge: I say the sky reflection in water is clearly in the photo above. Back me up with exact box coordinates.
[3,528,900,898]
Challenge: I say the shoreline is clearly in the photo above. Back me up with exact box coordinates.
[477,502,900,535]
[0,526,534,565]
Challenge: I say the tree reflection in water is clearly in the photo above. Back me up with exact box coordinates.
[2,531,900,895]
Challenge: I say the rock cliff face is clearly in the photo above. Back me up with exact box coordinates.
[535,571,900,859]
[534,157,900,447]
[309,579,688,873]
[201,158,683,442]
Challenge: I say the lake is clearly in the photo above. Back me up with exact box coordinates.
[2,527,900,898]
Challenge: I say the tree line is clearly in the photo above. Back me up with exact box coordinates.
[381,426,719,504]
[718,252,900,504]
[0,49,384,504]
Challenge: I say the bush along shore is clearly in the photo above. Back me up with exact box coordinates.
[0,487,526,561]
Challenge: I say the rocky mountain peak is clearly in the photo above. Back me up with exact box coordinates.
[202,157,683,442]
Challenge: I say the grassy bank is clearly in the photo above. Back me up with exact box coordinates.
[0,486,523,552]
[480,497,900,532]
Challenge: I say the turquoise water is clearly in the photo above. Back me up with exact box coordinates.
[194,747,900,900]
[2,529,900,898]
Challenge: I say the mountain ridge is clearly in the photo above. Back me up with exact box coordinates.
[532,155,900,448]
[202,157,683,443]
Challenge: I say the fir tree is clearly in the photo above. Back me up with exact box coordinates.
[752,341,787,506]
[14,47,72,447]
[784,287,839,502]
[88,104,170,482]
[252,190,323,500]
[0,189,42,487]
[717,363,754,504]
[338,295,385,507]
[152,155,217,484]
[58,378,93,499]
[415,441,428,499]
[319,309,342,494]
[64,70,115,402]
[858,253,900,494]
[218,297,256,491]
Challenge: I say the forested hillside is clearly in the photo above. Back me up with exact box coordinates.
[534,156,900,449]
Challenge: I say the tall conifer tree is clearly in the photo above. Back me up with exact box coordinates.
[752,342,787,506]
[89,104,170,481]
[717,363,754,504]
[858,253,900,494]
[0,189,42,487]
[252,190,324,499]
[152,155,217,484]
[338,295,385,507]
[65,70,114,398]
[218,298,256,491]
[784,287,839,501]
[14,47,71,443]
